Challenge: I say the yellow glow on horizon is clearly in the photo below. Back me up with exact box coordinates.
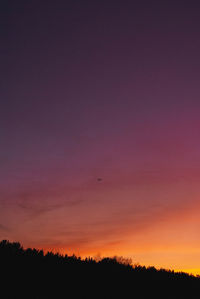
[175,269,200,276]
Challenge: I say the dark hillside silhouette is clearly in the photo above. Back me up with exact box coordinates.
[1,240,200,298]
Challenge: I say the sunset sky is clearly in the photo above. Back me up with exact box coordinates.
[1,1,200,275]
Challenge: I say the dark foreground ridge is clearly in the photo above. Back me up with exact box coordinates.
[1,240,200,299]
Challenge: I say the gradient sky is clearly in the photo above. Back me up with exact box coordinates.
[1,0,200,274]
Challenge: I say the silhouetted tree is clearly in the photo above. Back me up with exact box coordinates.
[0,240,200,299]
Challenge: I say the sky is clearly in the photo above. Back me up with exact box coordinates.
[1,0,200,275]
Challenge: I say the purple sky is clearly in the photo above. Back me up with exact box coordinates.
[1,1,200,273]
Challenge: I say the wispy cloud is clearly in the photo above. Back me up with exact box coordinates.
[0,223,10,232]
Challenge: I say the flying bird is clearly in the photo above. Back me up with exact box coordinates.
[97,178,102,182]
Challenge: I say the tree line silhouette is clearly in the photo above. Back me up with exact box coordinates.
[1,239,200,298]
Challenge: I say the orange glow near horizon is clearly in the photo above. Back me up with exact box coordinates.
[15,199,200,277]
